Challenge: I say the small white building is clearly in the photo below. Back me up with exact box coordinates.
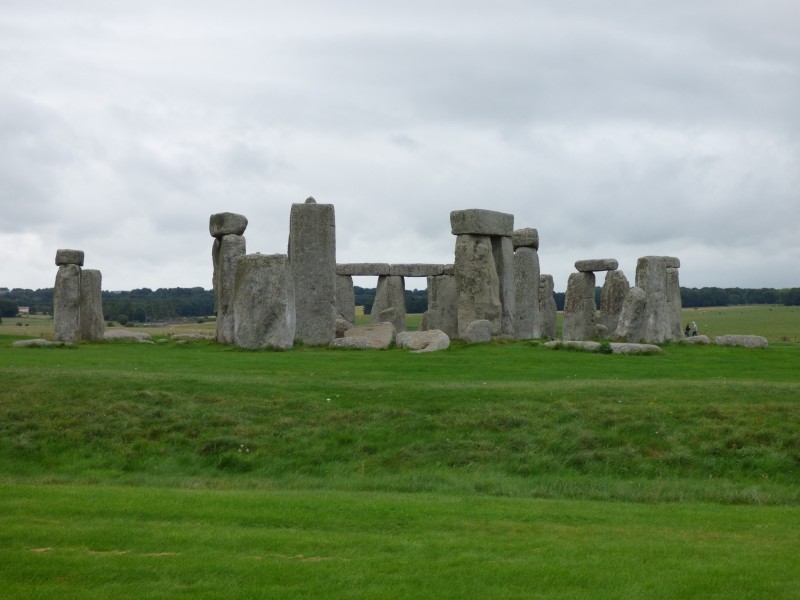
[17,306,30,316]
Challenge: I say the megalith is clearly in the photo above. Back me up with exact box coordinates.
[372,275,406,332]
[335,274,356,324]
[562,271,596,341]
[665,258,683,340]
[79,269,105,341]
[210,212,247,344]
[53,263,82,343]
[538,274,557,339]
[493,235,516,337]
[512,228,540,339]
[598,270,630,338]
[614,286,648,342]
[423,272,458,339]
[232,253,295,350]
[288,198,336,345]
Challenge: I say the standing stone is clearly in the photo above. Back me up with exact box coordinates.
[513,246,540,339]
[53,264,81,342]
[666,265,683,340]
[233,253,295,350]
[79,269,105,341]
[213,233,246,344]
[454,234,502,337]
[598,270,630,337]
[372,275,406,332]
[636,256,673,343]
[614,287,648,342]
[288,199,336,345]
[538,275,557,339]
[562,271,596,341]
[425,274,459,339]
[492,236,516,336]
[335,274,355,324]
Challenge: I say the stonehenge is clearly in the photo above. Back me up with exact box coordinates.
[210,213,247,344]
[52,249,104,342]
[513,228,541,339]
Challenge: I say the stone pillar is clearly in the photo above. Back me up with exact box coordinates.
[372,275,406,332]
[79,269,105,341]
[512,228,540,339]
[538,275,557,339]
[335,274,355,324]
[425,271,458,339]
[665,257,683,341]
[233,253,295,350]
[53,249,84,343]
[598,270,630,338]
[493,236,516,337]
[614,286,648,342]
[636,256,672,343]
[563,271,596,341]
[210,212,247,344]
[288,198,336,345]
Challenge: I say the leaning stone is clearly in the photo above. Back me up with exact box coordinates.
[55,249,84,267]
[104,330,153,341]
[450,209,514,236]
[598,270,630,336]
[209,212,248,238]
[680,335,710,345]
[563,271,596,341]
[575,259,619,272]
[512,228,539,250]
[329,336,373,349]
[389,264,445,277]
[538,275,557,339]
[336,263,392,276]
[513,246,540,339]
[455,235,502,337]
[463,319,492,344]
[714,335,768,349]
[344,322,395,349]
[53,264,81,343]
[233,253,295,350]
[80,269,105,341]
[372,275,406,332]
[614,286,648,342]
[396,330,450,353]
[334,317,353,338]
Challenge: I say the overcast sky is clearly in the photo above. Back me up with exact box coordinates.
[1,1,798,293]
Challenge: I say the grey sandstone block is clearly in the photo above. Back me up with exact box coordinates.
[389,264,445,277]
[209,212,248,238]
[336,263,391,276]
[450,209,514,236]
[55,249,84,266]
[575,258,619,272]
[512,228,539,249]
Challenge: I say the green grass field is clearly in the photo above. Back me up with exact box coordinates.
[1,306,799,597]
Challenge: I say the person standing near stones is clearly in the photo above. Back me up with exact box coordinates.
[691,321,698,336]
[685,323,691,337]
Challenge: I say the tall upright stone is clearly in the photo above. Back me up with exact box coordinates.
[79,269,105,341]
[210,212,247,344]
[53,264,81,343]
[335,274,355,324]
[562,271,596,341]
[538,274,557,339]
[614,286,648,342]
[492,236,516,336]
[232,253,295,350]
[636,256,672,343]
[512,228,540,339]
[665,257,683,340]
[424,273,459,339]
[288,198,336,345]
[598,270,630,337]
[454,234,502,337]
[372,275,406,332]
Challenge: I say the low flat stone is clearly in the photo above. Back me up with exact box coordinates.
[450,209,513,236]
[714,334,768,349]
[463,319,492,344]
[610,342,663,354]
[104,330,153,341]
[396,330,450,353]
[512,228,539,249]
[680,335,710,345]
[336,263,391,276]
[329,337,372,349]
[545,340,600,351]
[170,334,214,340]
[12,339,71,347]
[209,212,248,238]
[344,322,395,349]
[389,264,445,277]
[55,249,84,266]
[575,259,618,272]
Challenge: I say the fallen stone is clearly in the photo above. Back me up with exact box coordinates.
[575,259,619,272]
[450,209,514,236]
[680,335,710,345]
[714,335,768,349]
[396,330,450,353]
[344,322,395,349]
[544,340,663,354]
[104,330,153,341]
[209,212,248,238]
[545,340,600,351]
[170,334,215,340]
[463,319,492,344]
[336,263,391,276]
[329,336,373,349]
[512,228,539,250]
[55,249,84,266]
[12,339,71,348]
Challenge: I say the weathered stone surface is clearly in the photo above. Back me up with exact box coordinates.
[329,336,373,349]
[213,234,246,344]
[344,322,395,349]
[425,274,458,339]
[463,319,492,344]
[664,256,680,269]
[396,330,450,353]
[598,270,630,336]
[493,236,515,336]
[545,340,600,351]
[12,339,71,347]
[55,249,84,267]
[512,228,539,249]
[614,286,648,342]
[594,323,609,339]
[636,256,674,343]
[289,201,336,345]
[53,264,81,343]
[104,329,152,341]
[334,317,353,338]
[666,266,683,340]
[420,310,436,331]
[714,334,768,349]
[544,340,663,354]
[539,274,557,339]
[513,246,540,339]
[389,264,445,277]
[575,259,619,272]
[562,271,596,341]
[455,235,501,337]
[680,334,710,345]
[442,264,455,276]
[79,269,105,341]
[233,253,295,350]
[450,209,513,237]
[209,212,248,238]
[336,263,391,276]
[335,274,355,324]
[170,334,214,340]
[372,275,406,332]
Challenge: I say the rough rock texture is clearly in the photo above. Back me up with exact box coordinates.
[209,212,248,238]
[513,246,540,339]
[575,258,619,272]
[463,319,492,344]
[545,340,600,351]
[454,234,501,337]
[614,286,648,342]
[335,317,353,338]
[288,201,336,345]
[79,269,105,341]
[594,324,609,339]
[539,275,557,339]
[335,274,355,324]
[12,339,71,347]
[343,322,395,349]
[372,275,406,332]
[212,234,246,344]
[442,264,455,276]
[389,264,445,277]
[492,235,516,336]
[664,256,680,268]
[336,263,391,276]
[562,271,596,341]
[512,228,539,249]
[104,330,153,341]
[55,249,84,266]
[680,335,710,345]
[714,334,769,349]
[396,330,450,353]
[544,340,663,354]
[666,266,683,340]
[424,274,459,339]
[329,336,373,349]
[53,264,82,343]
[450,209,514,236]
[598,270,630,337]
[636,256,674,343]
[233,253,296,350]
[170,334,214,340]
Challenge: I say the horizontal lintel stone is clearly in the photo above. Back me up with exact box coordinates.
[450,209,514,237]
[209,212,248,238]
[512,228,539,249]
[55,249,84,266]
[336,263,391,276]
[389,264,445,277]
[575,258,619,272]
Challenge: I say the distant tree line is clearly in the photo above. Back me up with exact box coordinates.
[1,285,798,321]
